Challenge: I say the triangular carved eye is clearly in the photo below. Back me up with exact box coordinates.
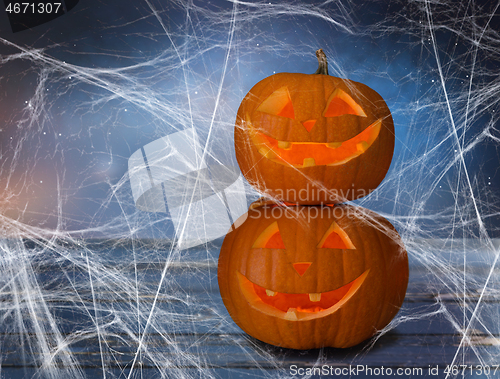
[256,87,295,119]
[252,221,286,249]
[323,88,366,118]
[317,222,356,249]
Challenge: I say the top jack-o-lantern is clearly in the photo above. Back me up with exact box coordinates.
[234,49,395,204]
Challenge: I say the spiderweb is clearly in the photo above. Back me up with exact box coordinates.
[0,0,499,378]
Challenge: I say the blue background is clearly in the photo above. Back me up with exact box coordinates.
[0,0,498,239]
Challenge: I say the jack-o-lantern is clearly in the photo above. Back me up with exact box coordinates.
[218,204,408,349]
[234,49,395,204]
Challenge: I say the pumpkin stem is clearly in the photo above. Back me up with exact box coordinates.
[313,49,329,75]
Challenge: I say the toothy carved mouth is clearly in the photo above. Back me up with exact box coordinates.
[237,270,369,321]
[246,115,382,168]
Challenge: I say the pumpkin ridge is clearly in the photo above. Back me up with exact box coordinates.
[338,210,363,346]
[373,220,389,329]
[337,224,347,347]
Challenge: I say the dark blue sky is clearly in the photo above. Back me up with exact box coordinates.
[0,0,498,239]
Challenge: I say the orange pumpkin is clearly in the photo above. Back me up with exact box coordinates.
[234,49,395,204]
[218,204,408,349]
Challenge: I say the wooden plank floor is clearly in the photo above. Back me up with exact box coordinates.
[0,241,499,378]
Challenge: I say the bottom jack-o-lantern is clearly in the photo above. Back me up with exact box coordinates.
[218,204,408,349]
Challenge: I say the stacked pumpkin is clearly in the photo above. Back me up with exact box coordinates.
[218,50,408,349]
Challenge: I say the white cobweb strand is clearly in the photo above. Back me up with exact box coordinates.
[423,0,500,374]
[0,0,499,378]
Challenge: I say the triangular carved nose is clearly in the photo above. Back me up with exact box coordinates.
[302,119,316,132]
[293,262,312,276]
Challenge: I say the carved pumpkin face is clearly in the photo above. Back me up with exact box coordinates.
[218,205,408,349]
[234,62,395,204]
